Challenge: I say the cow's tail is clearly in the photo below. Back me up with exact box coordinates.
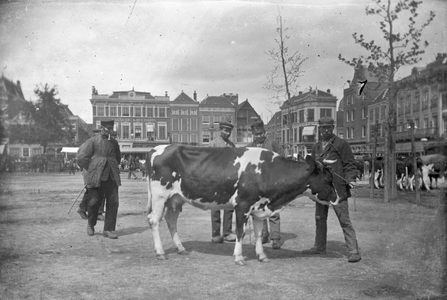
[145,151,154,215]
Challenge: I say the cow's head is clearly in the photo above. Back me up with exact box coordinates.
[305,156,338,204]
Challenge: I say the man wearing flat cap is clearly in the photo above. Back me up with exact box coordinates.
[302,116,361,263]
[77,120,121,239]
[247,119,283,249]
[209,121,237,243]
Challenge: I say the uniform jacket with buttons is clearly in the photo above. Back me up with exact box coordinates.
[311,135,358,200]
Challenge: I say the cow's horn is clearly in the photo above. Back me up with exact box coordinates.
[322,159,337,164]
[330,197,341,206]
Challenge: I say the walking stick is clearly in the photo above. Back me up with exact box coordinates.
[67,185,87,214]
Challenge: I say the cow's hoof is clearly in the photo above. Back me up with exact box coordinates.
[235,260,247,266]
[178,250,190,256]
[258,256,270,263]
[156,254,168,260]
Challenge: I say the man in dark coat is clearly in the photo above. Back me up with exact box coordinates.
[247,120,283,250]
[209,121,237,243]
[77,120,121,239]
[302,116,361,263]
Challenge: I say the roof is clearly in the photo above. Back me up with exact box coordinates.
[266,111,282,127]
[236,99,254,111]
[171,91,196,104]
[1,75,25,99]
[282,88,336,107]
[200,95,235,108]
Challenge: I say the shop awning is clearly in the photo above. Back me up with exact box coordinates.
[302,126,316,136]
[60,147,79,153]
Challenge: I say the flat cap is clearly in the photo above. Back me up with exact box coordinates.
[250,120,265,131]
[219,121,234,130]
[318,116,335,126]
[101,120,114,129]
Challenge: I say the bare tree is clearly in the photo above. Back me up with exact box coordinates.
[263,11,308,156]
[339,0,435,202]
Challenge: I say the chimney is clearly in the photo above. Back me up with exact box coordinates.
[193,90,197,101]
[327,89,331,94]
[165,91,168,97]
[299,91,302,95]
[17,80,21,87]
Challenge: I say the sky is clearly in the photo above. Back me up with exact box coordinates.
[1,0,446,124]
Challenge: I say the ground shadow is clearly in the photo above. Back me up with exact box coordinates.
[180,239,344,261]
[115,226,148,236]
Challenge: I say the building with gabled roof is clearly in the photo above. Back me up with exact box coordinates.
[170,91,200,146]
[235,99,261,145]
[265,111,282,147]
[199,93,237,145]
[280,87,338,156]
[338,63,387,156]
[90,86,170,151]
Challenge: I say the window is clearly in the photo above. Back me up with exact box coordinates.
[32,148,42,156]
[158,107,166,118]
[213,115,221,127]
[110,106,117,117]
[362,108,367,119]
[351,110,355,121]
[307,109,314,122]
[172,133,180,143]
[181,109,188,115]
[369,109,374,122]
[422,90,429,109]
[405,95,411,113]
[181,134,189,143]
[172,118,179,131]
[158,122,167,139]
[23,148,29,157]
[97,106,105,117]
[134,106,142,117]
[181,118,188,131]
[122,123,130,139]
[134,124,142,139]
[351,127,355,139]
[191,119,198,131]
[146,123,155,140]
[203,133,210,144]
[299,110,304,123]
[10,148,20,156]
[320,108,331,118]
[362,126,366,138]
[346,128,350,139]
[424,118,429,129]
[147,107,154,117]
[172,109,180,115]
[190,109,197,115]
[346,111,350,122]
[413,94,420,112]
[202,115,210,125]
[381,106,386,119]
[190,134,198,143]
[122,106,130,117]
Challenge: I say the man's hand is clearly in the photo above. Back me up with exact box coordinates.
[348,181,359,189]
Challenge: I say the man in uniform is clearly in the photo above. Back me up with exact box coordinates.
[247,120,283,250]
[301,116,361,263]
[77,120,121,239]
[209,121,237,243]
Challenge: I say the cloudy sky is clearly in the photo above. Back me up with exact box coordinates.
[1,0,446,124]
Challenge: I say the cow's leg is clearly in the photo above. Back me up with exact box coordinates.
[164,196,188,255]
[252,217,269,263]
[147,182,169,260]
[233,208,249,266]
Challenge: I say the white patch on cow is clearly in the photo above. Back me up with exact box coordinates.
[232,148,278,188]
[421,163,434,191]
[150,144,170,167]
[172,171,177,178]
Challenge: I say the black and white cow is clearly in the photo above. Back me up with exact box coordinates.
[145,144,338,266]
